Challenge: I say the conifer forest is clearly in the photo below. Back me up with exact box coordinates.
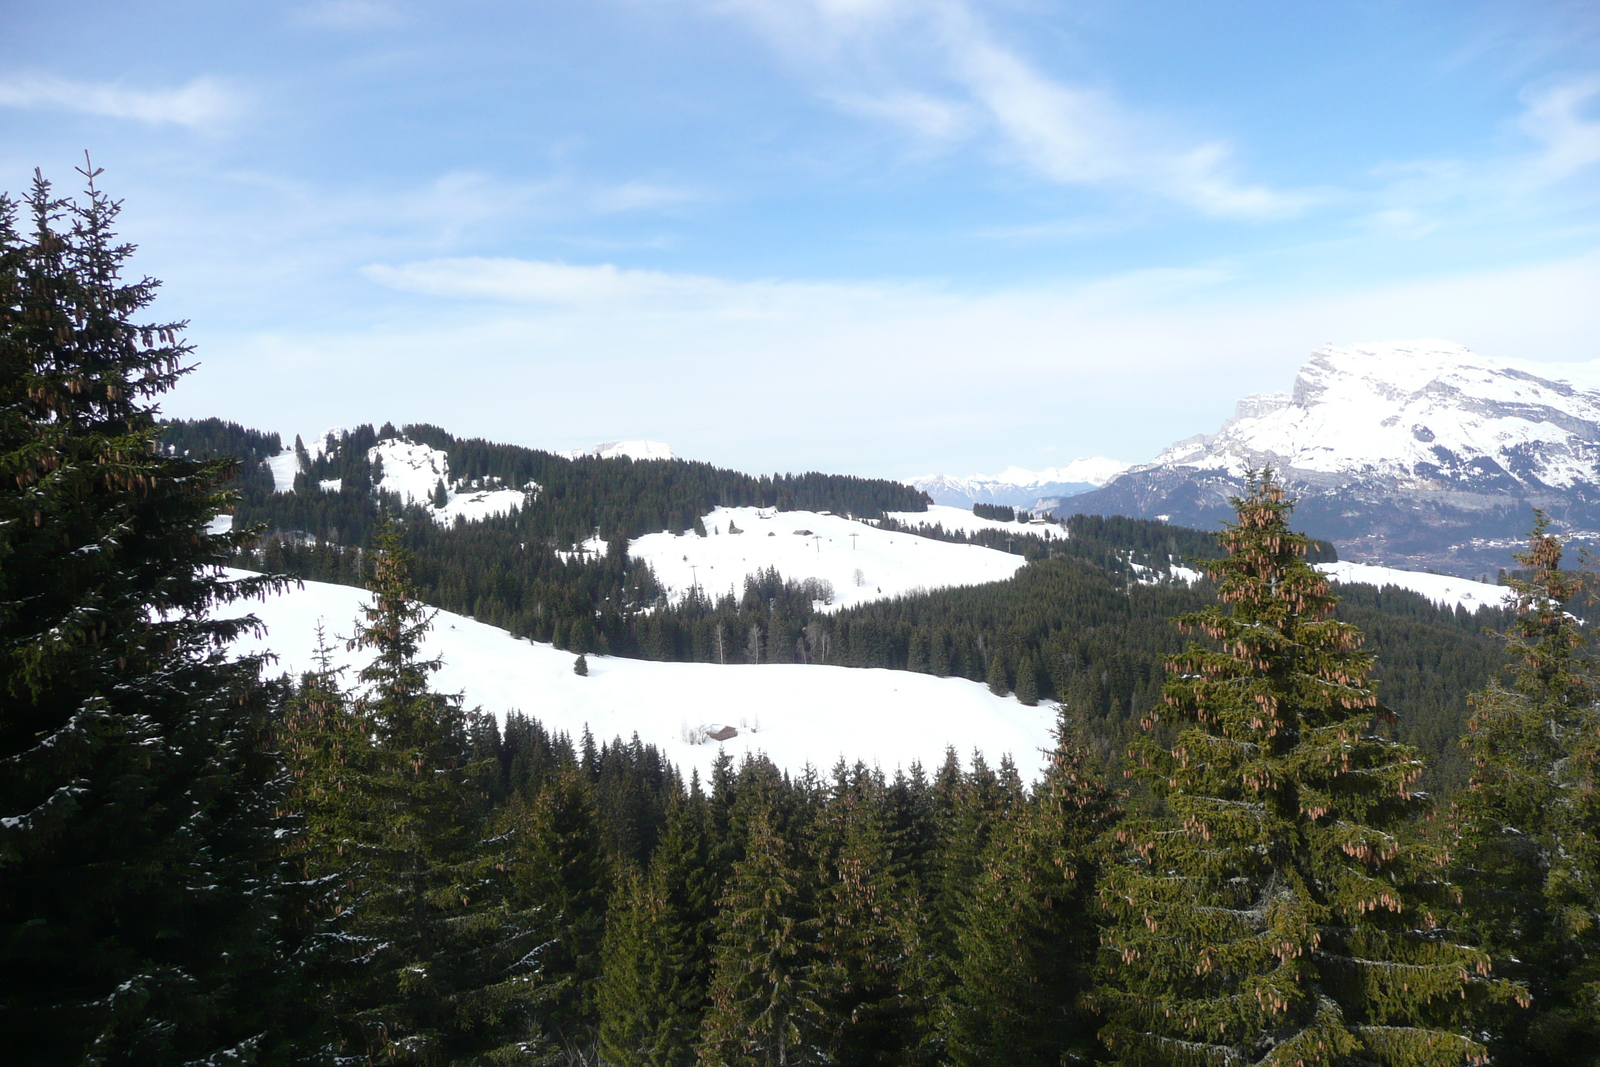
[11,176,1600,1067]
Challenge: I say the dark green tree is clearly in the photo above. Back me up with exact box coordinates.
[0,166,296,1064]
[810,767,924,1065]
[335,521,549,1063]
[1454,514,1600,1062]
[697,801,825,1066]
[597,861,703,1067]
[505,760,610,1050]
[1094,472,1515,1066]
[941,724,1116,1066]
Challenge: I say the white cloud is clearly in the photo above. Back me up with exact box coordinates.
[700,0,1313,218]
[0,74,242,128]
[362,258,733,304]
[1518,75,1600,183]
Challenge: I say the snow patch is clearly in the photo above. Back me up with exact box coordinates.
[265,451,300,493]
[884,503,1066,540]
[629,506,1028,609]
[369,437,534,525]
[223,570,1055,780]
[1317,561,1516,613]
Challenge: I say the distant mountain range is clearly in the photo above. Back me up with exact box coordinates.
[1064,340,1600,575]
[909,457,1131,510]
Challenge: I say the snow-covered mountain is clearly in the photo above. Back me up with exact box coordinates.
[910,457,1131,510]
[226,570,1055,779]
[1066,340,1600,574]
[558,440,674,461]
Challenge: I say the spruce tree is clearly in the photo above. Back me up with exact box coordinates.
[0,166,295,1063]
[810,767,924,1065]
[1455,514,1600,1061]
[598,861,704,1067]
[334,520,549,1062]
[505,760,610,1049]
[1094,471,1515,1066]
[697,802,825,1066]
[941,724,1115,1066]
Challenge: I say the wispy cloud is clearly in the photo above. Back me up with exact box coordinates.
[363,258,732,305]
[701,0,1315,219]
[0,74,243,128]
[1518,75,1600,183]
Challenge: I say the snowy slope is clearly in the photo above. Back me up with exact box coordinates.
[368,437,531,524]
[624,506,1028,609]
[265,450,299,492]
[558,440,674,461]
[883,503,1066,540]
[225,571,1056,779]
[1317,562,1516,613]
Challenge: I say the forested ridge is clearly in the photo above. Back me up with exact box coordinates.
[16,172,1600,1066]
[165,417,1509,788]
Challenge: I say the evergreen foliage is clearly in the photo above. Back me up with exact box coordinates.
[310,522,551,1063]
[941,722,1117,1066]
[698,798,826,1066]
[0,166,296,1064]
[1094,472,1515,1066]
[1454,515,1600,1062]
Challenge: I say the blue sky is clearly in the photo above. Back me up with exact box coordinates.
[2,0,1597,477]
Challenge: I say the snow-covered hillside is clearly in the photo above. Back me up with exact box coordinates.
[226,571,1056,779]
[910,458,1131,509]
[884,503,1066,540]
[558,440,674,461]
[620,506,1029,609]
[368,437,532,524]
[262,431,534,525]
[1317,561,1516,613]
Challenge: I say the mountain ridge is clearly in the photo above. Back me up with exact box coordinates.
[1063,339,1600,574]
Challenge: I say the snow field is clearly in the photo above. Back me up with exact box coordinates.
[1316,561,1516,613]
[627,506,1029,610]
[368,437,531,524]
[883,503,1066,539]
[224,570,1057,780]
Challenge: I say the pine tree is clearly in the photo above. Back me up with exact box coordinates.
[334,520,550,1062]
[1094,471,1516,1066]
[810,767,924,1065]
[941,723,1115,1066]
[698,802,825,1066]
[575,653,589,676]
[506,760,610,1049]
[1455,514,1600,1061]
[0,165,296,1063]
[986,650,1009,696]
[597,860,704,1067]
[1014,655,1039,706]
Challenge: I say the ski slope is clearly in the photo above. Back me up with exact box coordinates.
[884,503,1066,540]
[224,571,1057,779]
[625,506,1029,609]
[1317,561,1516,613]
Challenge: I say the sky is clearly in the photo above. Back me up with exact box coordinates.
[2,0,1598,478]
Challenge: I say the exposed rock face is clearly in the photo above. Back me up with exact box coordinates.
[1064,340,1600,574]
